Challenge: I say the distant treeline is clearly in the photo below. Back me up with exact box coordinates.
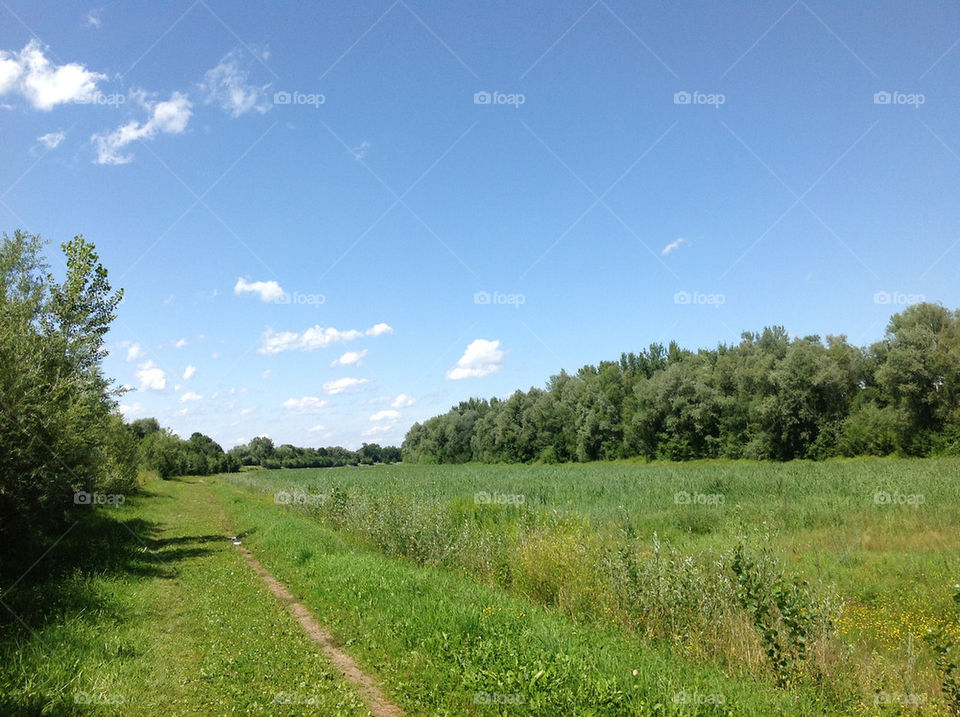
[403,303,960,463]
[226,437,401,469]
[127,423,402,476]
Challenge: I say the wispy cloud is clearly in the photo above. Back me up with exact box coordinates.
[661,237,687,255]
[92,91,192,164]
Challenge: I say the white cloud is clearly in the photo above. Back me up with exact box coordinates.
[661,237,687,255]
[391,393,416,409]
[331,349,368,367]
[446,339,504,380]
[85,10,103,28]
[363,424,394,437]
[234,277,285,302]
[183,364,197,380]
[172,337,188,349]
[352,140,370,160]
[261,369,271,379]
[136,360,167,390]
[240,407,255,415]
[176,407,189,416]
[179,391,203,402]
[199,49,269,118]
[37,131,65,149]
[0,40,105,110]
[283,396,327,410]
[126,342,145,362]
[323,377,369,395]
[92,91,192,164]
[370,409,400,422]
[307,424,326,433]
[117,402,142,418]
[366,323,393,337]
[259,323,392,355]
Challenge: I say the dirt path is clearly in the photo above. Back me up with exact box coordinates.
[238,546,404,717]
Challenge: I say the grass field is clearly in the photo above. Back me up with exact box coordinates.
[2,458,958,714]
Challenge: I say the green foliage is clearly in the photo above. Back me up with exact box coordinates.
[404,306,960,464]
[730,542,823,687]
[924,584,960,715]
[0,231,130,552]
[227,436,401,469]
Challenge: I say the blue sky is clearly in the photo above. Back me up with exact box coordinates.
[2,1,958,449]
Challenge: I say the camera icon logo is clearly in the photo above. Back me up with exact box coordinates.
[874,91,891,105]
[74,491,92,505]
[674,291,691,305]
[474,291,491,305]
[674,91,691,105]
[275,491,292,505]
[674,491,691,505]
[873,291,891,305]
[274,91,291,105]
[474,91,491,105]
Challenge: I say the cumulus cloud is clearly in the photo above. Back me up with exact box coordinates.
[370,409,400,422]
[136,360,166,390]
[92,91,192,165]
[85,10,103,28]
[117,401,142,418]
[258,323,392,355]
[179,391,203,402]
[363,424,394,437]
[323,377,369,395]
[661,237,687,255]
[366,323,393,337]
[0,40,105,110]
[172,337,188,349]
[199,49,269,117]
[234,277,284,302]
[331,349,367,367]
[37,131,65,149]
[391,393,416,409]
[307,424,326,433]
[183,365,197,380]
[446,339,504,380]
[125,342,145,362]
[283,396,327,410]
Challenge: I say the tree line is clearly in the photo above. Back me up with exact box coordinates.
[227,436,401,468]
[402,303,960,463]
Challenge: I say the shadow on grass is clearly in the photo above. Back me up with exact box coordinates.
[0,507,226,640]
[0,505,230,716]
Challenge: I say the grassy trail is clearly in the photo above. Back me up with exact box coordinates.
[0,477,370,715]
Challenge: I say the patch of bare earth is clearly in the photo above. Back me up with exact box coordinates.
[238,547,403,717]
